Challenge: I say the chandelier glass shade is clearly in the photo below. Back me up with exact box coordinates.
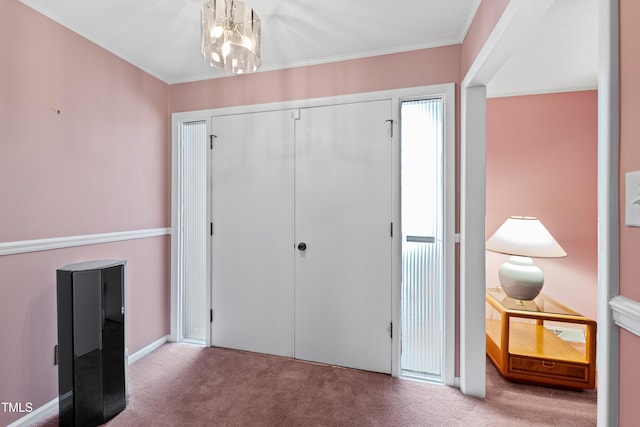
[201,0,261,74]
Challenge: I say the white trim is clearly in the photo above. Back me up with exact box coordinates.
[0,228,170,256]
[5,397,58,427]
[170,116,182,343]
[391,98,402,378]
[459,0,484,45]
[172,84,457,382]
[459,85,487,398]
[487,85,599,99]
[610,296,640,337]
[127,335,169,364]
[172,85,456,123]
[7,336,169,427]
[597,0,620,426]
[206,119,213,348]
[459,0,555,398]
[442,84,457,387]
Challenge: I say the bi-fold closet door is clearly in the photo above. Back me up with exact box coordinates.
[210,100,392,374]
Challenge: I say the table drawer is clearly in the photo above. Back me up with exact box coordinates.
[509,356,589,383]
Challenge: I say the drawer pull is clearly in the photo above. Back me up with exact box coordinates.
[541,361,555,368]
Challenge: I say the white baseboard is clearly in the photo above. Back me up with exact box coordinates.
[5,397,58,427]
[128,336,168,364]
[7,335,169,427]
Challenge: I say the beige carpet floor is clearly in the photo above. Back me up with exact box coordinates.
[32,342,597,426]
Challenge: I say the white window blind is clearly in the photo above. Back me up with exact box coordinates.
[400,98,444,381]
[180,121,207,343]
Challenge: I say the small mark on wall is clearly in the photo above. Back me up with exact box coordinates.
[625,171,640,227]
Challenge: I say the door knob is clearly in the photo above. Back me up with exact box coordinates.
[297,242,307,251]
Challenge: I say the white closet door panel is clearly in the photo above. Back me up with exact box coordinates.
[294,100,392,373]
[210,110,294,357]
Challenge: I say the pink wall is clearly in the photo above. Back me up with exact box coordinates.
[0,3,169,242]
[170,46,461,113]
[460,0,510,78]
[0,2,170,425]
[619,0,640,424]
[486,91,598,319]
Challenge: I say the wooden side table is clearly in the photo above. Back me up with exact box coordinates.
[485,287,596,389]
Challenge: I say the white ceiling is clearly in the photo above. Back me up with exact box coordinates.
[488,0,598,97]
[19,0,597,95]
[18,0,481,83]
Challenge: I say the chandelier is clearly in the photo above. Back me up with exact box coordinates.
[201,0,262,74]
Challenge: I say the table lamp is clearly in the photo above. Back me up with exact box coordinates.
[486,216,567,300]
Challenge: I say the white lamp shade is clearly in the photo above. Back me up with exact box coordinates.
[486,216,567,258]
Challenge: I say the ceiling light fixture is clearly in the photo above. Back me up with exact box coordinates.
[201,0,261,74]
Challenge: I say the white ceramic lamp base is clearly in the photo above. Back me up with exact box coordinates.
[498,256,544,301]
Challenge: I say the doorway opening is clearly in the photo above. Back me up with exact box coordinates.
[400,98,445,381]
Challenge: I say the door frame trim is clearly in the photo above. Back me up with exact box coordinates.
[170,84,456,382]
[461,2,617,423]
[597,0,620,424]
[459,0,555,397]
